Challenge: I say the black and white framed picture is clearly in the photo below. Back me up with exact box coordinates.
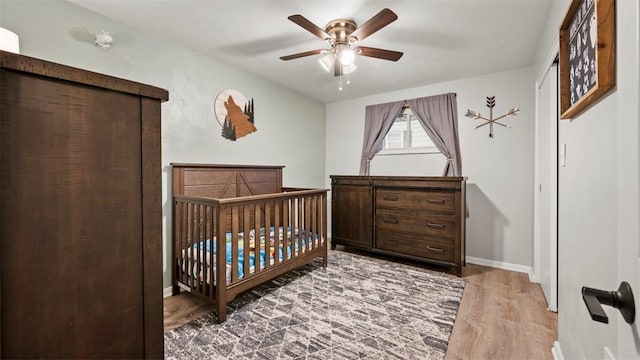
[559,0,615,119]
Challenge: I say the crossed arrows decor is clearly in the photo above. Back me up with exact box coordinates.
[465,96,519,138]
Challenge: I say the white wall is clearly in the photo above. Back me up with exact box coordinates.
[533,0,570,80]
[533,0,640,358]
[0,0,326,288]
[326,67,536,269]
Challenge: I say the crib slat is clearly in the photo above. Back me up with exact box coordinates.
[298,197,303,257]
[182,201,188,286]
[187,203,193,288]
[255,203,262,273]
[289,198,294,259]
[231,206,239,283]
[196,205,206,292]
[316,195,321,248]
[274,201,281,266]
[189,204,198,288]
[201,204,206,293]
[314,196,323,246]
[195,205,204,292]
[209,205,216,298]
[216,204,228,322]
[243,205,250,280]
[195,204,201,291]
[265,201,271,270]
[193,204,198,292]
[201,205,206,295]
[282,199,289,261]
[193,204,197,291]
[307,196,311,251]
[311,196,316,250]
[174,201,182,287]
[313,196,317,250]
[295,198,300,258]
[285,199,296,259]
[323,192,328,245]
[296,197,304,256]
[304,196,313,251]
[185,203,190,287]
[322,192,328,267]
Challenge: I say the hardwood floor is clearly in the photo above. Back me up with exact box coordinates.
[164,249,557,359]
[164,290,215,333]
[445,264,557,360]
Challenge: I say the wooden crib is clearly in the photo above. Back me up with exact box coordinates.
[171,163,328,323]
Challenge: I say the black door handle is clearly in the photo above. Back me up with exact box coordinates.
[581,281,635,324]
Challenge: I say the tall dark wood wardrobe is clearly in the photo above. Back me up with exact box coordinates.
[0,50,168,358]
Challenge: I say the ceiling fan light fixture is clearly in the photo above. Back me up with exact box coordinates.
[318,53,334,72]
[339,48,356,66]
[281,8,402,87]
[342,63,357,75]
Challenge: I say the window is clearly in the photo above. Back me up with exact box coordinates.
[380,108,439,155]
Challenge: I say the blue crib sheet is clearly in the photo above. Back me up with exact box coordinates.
[192,226,316,279]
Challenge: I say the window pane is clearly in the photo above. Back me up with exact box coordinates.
[410,120,433,148]
[385,131,404,149]
[384,119,407,149]
[380,109,439,153]
[390,118,407,132]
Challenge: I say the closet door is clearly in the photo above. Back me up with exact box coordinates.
[1,70,144,358]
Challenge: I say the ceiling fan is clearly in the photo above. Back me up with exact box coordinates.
[279,8,403,76]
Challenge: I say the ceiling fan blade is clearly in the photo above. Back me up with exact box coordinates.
[334,57,343,77]
[349,8,398,43]
[288,15,332,41]
[280,49,326,61]
[355,46,403,61]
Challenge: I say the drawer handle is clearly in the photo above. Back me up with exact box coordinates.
[383,195,399,201]
[427,246,444,253]
[427,223,445,229]
[383,217,399,224]
[427,199,445,204]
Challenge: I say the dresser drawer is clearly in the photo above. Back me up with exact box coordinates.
[376,231,455,263]
[376,208,456,239]
[376,188,455,214]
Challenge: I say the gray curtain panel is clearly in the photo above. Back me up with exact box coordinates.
[407,93,462,176]
[359,101,405,175]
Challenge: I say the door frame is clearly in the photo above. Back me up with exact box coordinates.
[616,0,640,356]
[534,37,559,312]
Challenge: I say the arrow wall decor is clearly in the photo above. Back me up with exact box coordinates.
[465,96,519,138]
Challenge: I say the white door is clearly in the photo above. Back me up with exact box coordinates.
[554,1,640,358]
[615,0,640,357]
[534,61,558,311]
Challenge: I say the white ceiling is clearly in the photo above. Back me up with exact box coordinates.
[69,0,554,103]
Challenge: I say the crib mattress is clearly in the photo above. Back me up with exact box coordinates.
[181,227,319,284]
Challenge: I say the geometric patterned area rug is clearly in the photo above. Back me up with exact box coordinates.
[164,252,465,360]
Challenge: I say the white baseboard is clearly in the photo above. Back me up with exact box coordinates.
[163,286,173,298]
[552,341,564,360]
[466,256,533,276]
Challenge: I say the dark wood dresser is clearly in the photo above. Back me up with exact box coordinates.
[330,175,466,275]
[0,51,168,358]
